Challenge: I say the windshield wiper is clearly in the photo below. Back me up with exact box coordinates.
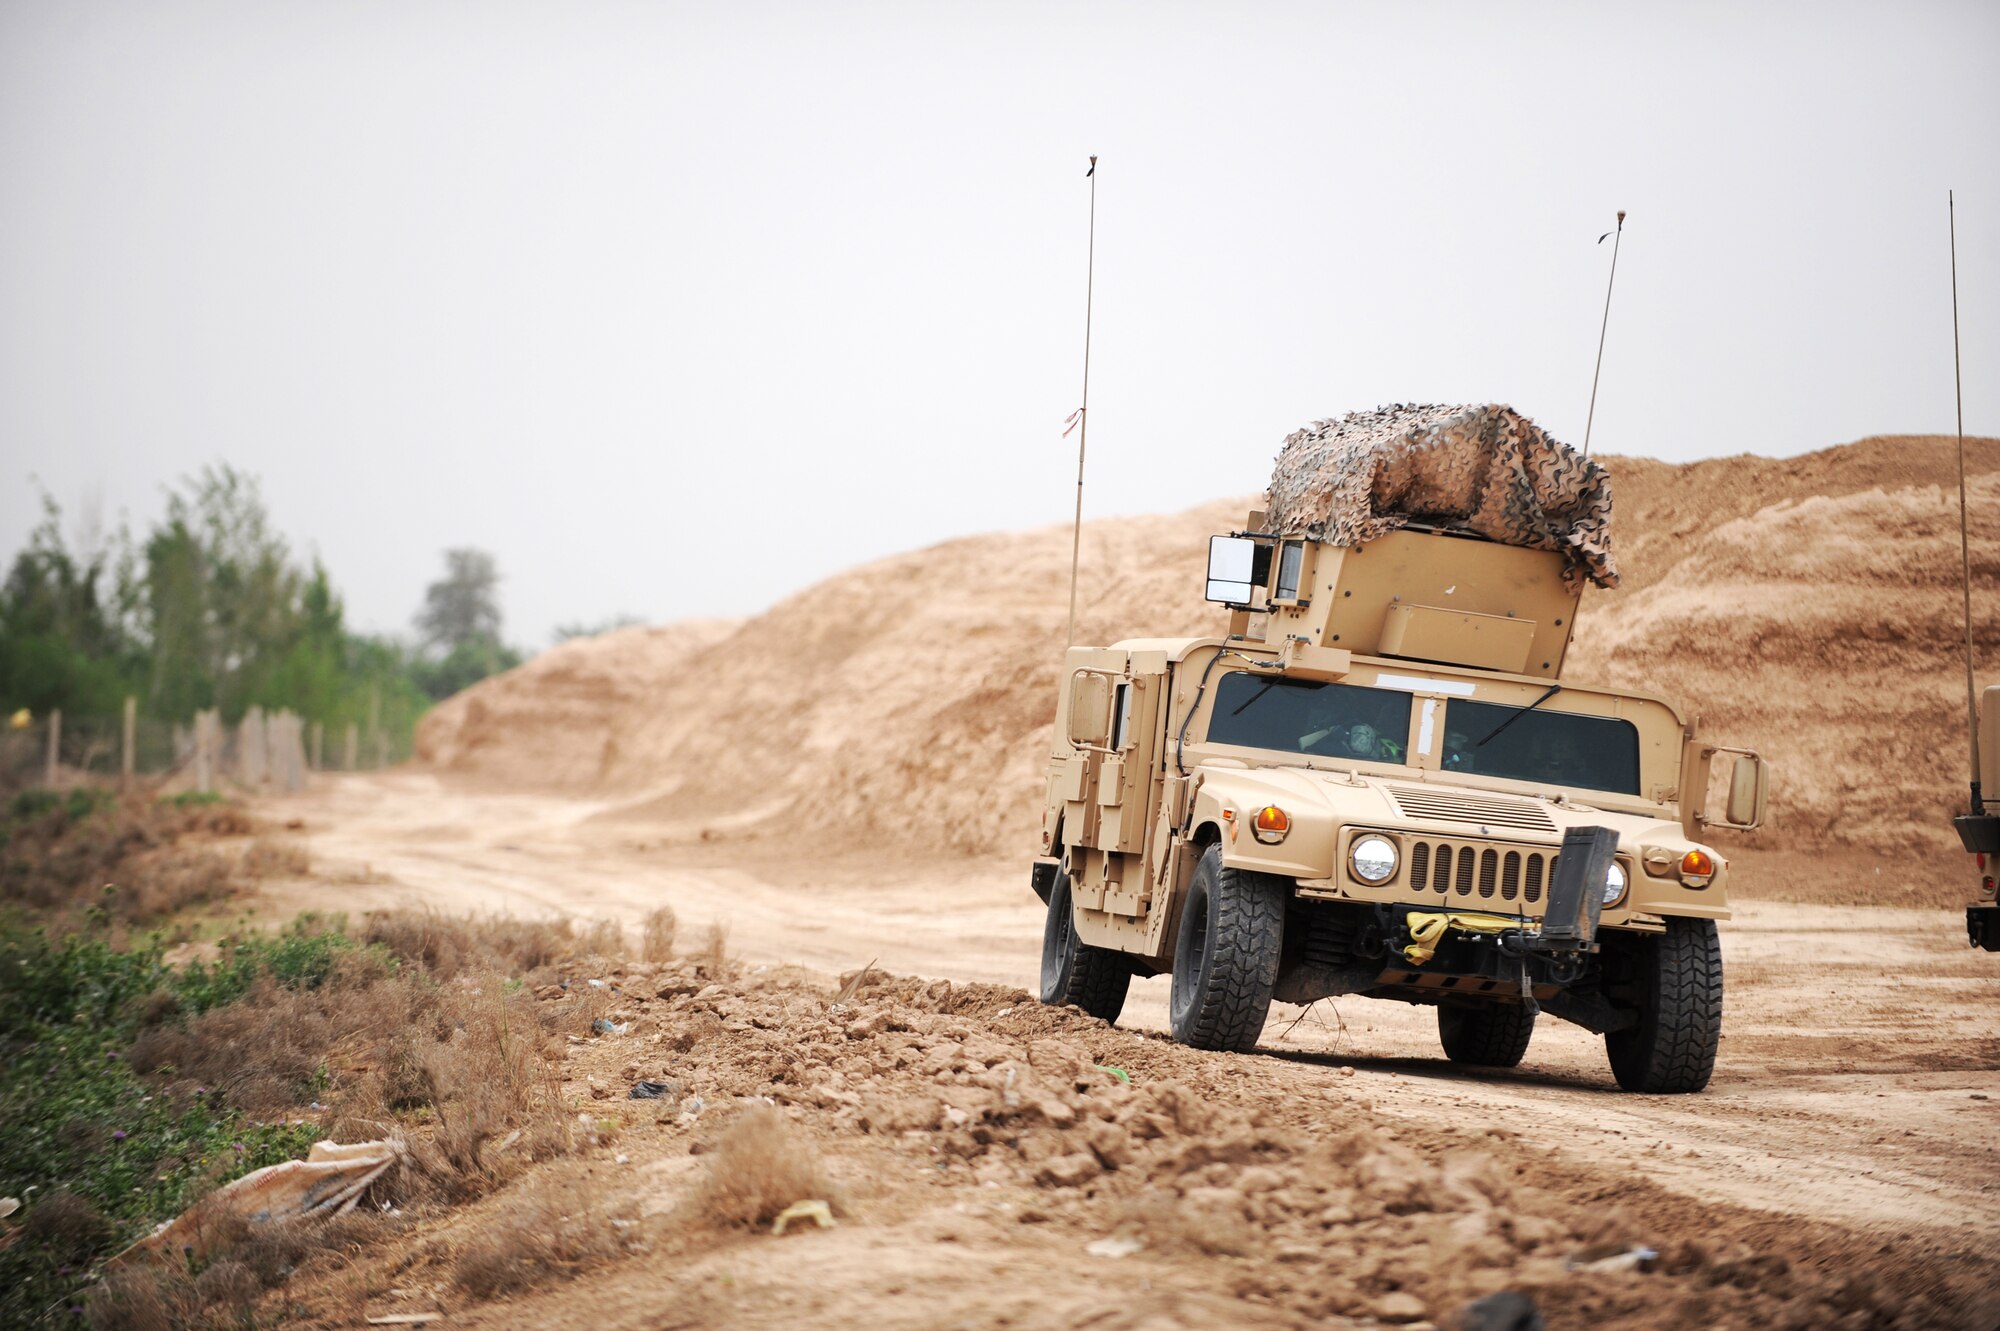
[1230,678,1281,716]
[1475,683,1563,748]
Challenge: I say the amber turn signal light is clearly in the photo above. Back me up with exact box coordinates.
[1252,805,1290,844]
[1679,849,1715,885]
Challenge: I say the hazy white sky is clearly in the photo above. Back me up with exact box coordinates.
[3,0,1995,645]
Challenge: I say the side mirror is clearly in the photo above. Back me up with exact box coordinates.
[1725,755,1766,828]
[1067,673,1112,748]
[1205,536,1265,606]
[1682,741,1767,837]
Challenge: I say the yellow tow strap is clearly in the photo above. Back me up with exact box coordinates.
[1401,910,1524,965]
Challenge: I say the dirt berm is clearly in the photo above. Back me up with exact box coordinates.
[417,434,2000,878]
[291,950,1997,1330]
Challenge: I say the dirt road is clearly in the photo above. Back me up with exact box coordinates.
[257,773,2000,1327]
[265,774,2000,1236]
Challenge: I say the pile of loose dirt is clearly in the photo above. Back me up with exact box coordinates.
[299,956,1992,1330]
[416,435,2000,870]
[417,620,739,788]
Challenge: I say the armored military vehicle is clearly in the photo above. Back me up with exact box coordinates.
[1030,405,1766,1093]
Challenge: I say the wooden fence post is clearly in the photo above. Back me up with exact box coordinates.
[375,731,388,770]
[343,723,358,773]
[45,708,60,786]
[194,709,216,794]
[122,696,137,790]
[310,721,323,773]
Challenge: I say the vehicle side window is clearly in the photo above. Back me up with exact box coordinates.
[1207,675,1412,764]
[1443,701,1640,794]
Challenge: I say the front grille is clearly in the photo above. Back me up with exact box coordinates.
[1408,838,1553,905]
[1386,786,1558,833]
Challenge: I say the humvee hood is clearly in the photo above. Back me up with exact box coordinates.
[1192,763,1685,850]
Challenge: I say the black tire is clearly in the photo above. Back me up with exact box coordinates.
[1039,869,1131,1024]
[1605,917,1722,1093]
[1438,1000,1537,1068]
[1168,845,1285,1051]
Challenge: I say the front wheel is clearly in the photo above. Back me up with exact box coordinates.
[1039,868,1130,1024]
[1605,917,1722,1093]
[1168,845,1285,1051]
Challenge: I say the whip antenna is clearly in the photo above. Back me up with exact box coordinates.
[1064,155,1099,649]
[1951,190,1981,812]
[1582,209,1626,459]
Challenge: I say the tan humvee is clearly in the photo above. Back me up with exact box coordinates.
[1031,518,1768,1093]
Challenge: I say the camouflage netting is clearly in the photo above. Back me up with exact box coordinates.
[1264,403,1619,590]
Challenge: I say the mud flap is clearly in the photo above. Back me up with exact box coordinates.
[1030,857,1061,904]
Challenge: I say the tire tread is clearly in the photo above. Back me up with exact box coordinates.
[1607,917,1722,1093]
[1438,1001,1537,1067]
[1174,849,1284,1052]
[1040,872,1130,1025]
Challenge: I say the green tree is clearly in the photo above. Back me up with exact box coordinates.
[416,548,503,654]
[411,548,519,700]
[142,466,304,721]
[0,494,140,714]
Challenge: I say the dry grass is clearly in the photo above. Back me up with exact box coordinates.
[576,917,625,957]
[359,909,616,980]
[640,906,678,962]
[87,1212,398,1331]
[130,950,403,1112]
[685,1105,839,1230]
[0,790,245,924]
[695,921,732,979]
[239,833,309,879]
[405,983,573,1193]
[19,1191,117,1266]
[451,1165,639,1300]
[129,914,599,1197]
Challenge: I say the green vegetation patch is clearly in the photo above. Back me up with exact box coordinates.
[0,923,354,1327]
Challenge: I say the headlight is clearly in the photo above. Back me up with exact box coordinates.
[1350,835,1399,884]
[1602,860,1628,905]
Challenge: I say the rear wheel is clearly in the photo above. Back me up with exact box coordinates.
[1039,868,1130,1024]
[1605,917,1722,1093]
[1168,845,1285,1051]
[1438,1000,1537,1068]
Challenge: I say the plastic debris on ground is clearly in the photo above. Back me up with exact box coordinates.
[770,1199,835,1236]
[1566,1244,1659,1273]
[108,1139,404,1266]
[1085,1236,1144,1259]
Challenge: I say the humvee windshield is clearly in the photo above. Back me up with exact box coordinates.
[1209,675,1412,764]
[1207,673,1643,795]
[1443,700,1640,794]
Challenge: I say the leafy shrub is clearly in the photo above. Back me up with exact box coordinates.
[0,921,323,1328]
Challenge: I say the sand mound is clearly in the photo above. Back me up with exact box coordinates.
[416,619,740,788]
[417,435,2000,862]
